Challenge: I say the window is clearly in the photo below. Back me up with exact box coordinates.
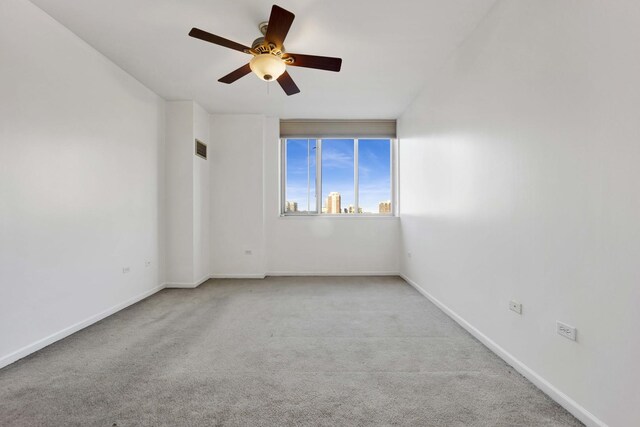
[322,139,355,213]
[284,139,317,213]
[358,139,392,214]
[282,138,393,215]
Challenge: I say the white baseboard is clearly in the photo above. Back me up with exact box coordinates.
[400,274,607,427]
[267,271,400,277]
[164,274,211,288]
[174,272,400,281]
[0,283,165,370]
[209,273,267,279]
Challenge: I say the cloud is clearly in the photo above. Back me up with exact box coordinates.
[321,149,353,169]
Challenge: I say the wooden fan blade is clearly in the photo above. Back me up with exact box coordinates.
[264,5,295,48]
[218,64,252,84]
[189,28,251,54]
[284,53,342,72]
[277,70,300,96]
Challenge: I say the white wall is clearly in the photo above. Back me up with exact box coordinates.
[0,0,165,367]
[165,101,194,284]
[193,102,210,283]
[208,115,400,277]
[398,1,640,426]
[165,101,210,286]
[209,115,267,277]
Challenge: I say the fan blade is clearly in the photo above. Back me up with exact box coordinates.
[218,64,252,84]
[277,71,300,96]
[189,28,251,54]
[284,53,342,72]
[264,5,295,48]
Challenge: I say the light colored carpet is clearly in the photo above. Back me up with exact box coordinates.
[0,276,582,426]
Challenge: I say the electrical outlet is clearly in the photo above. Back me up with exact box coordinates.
[145,261,151,267]
[557,321,577,341]
[122,267,131,274]
[244,250,252,255]
[509,300,522,314]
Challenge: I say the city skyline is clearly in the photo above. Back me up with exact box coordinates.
[286,191,391,214]
[285,138,391,214]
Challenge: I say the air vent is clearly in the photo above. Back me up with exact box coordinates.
[195,139,207,159]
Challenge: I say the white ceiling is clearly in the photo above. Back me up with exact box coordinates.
[29,0,495,118]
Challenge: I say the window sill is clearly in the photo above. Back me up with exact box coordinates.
[279,214,399,220]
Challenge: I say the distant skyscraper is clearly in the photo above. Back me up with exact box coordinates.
[378,201,392,214]
[285,201,298,212]
[326,192,341,214]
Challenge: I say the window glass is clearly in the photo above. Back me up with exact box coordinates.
[358,139,392,214]
[321,139,355,214]
[282,138,393,215]
[285,139,316,213]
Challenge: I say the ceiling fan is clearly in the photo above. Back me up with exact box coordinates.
[188,4,342,96]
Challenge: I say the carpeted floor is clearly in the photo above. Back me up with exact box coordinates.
[0,276,582,426]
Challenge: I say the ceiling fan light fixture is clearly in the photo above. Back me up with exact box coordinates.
[188,4,342,95]
[249,53,286,81]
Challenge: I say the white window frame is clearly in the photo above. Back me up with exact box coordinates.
[280,137,396,216]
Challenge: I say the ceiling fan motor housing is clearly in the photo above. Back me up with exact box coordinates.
[251,37,284,54]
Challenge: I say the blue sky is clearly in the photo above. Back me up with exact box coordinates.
[286,139,391,213]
